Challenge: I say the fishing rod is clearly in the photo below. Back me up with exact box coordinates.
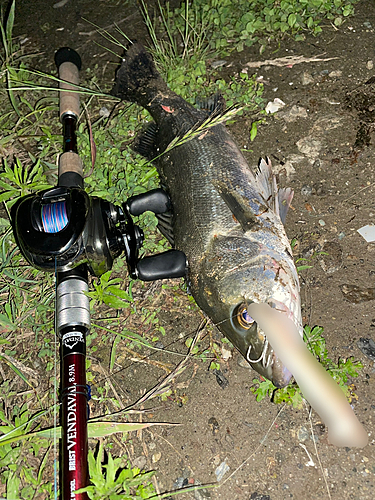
[10,48,187,499]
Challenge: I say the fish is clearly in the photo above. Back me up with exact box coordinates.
[111,43,302,388]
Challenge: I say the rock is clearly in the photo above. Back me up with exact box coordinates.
[298,425,309,442]
[328,70,342,78]
[133,455,147,470]
[208,416,220,435]
[215,460,230,481]
[301,71,314,85]
[213,369,229,389]
[250,493,271,500]
[276,154,305,176]
[301,185,313,197]
[152,452,161,463]
[367,60,374,70]
[279,105,308,122]
[319,241,343,273]
[296,136,323,158]
[211,60,227,69]
[340,284,375,303]
[237,355,251,368]
[265,98,286,114]
[357,338,375,361]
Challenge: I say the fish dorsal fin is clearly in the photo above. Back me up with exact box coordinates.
[278,187,294,225]
[254,157,293,225]
[195,93,225,117]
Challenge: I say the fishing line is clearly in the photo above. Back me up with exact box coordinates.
[41,201,69,234]
[53,258,58,500]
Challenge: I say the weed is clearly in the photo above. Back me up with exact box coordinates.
[76,441,156,499]
[0,0,361,497]
[170,0,360,53]
[251,325,363,408]
[87,270,134,310]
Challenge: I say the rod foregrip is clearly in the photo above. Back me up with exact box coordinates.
[55,47,82,121]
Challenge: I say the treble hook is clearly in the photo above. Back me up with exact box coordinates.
[246,339,273,369]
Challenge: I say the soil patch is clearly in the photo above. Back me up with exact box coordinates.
[5,0,375,499]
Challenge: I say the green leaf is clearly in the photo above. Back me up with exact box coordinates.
[6,470,21,500]
[0,420,178,446]
[5,0,15,46]
[250,121,258,141]
[288,13,297,27]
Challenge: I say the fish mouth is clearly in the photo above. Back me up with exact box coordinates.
[235,299,301,388]
[246,337,293,388]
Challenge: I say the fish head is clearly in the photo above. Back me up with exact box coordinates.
[229,298,302,388]
[211,258,303,388]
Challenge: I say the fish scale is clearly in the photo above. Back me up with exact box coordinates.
[112,43,302,387]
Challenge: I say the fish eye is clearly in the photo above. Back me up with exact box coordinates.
[233,303,255,329]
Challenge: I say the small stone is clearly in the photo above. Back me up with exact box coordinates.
[296,136,323,158]
[280,105,308,122]
[211,60,227,69]
[319,241,343,273]
[152,452,161,463]
[237,356,251,368]
[215,460,230,482]
[133,456,147,470]
[301,185,313,197]
[208,416,220,435]
[99,106,110,118]
[301,72,314,85]
[318,219,326,226]
[328,70,342,78]
[298,425,309,442]
[367,60,374,70]
[173,477,185,489]
[250,493,271,500]
[357,338,375,361]
[213,369,229,389]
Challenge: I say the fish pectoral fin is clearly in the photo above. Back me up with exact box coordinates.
[133,122,159,160]
[156,211,175,246]
[213,179,260,231]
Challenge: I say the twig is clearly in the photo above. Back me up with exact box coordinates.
[220,404,286,486]
[343,182,375,202]
[245,53,339,69]
[305,401,332,500]
[110,320,207,414]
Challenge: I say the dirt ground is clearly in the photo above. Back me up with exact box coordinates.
[5,0,375,499]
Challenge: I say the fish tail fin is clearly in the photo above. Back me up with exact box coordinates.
[255,157,293,225]
[111,43,162,104]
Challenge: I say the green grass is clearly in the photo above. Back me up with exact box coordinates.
[0,0,363,497]
[251,325,363,408]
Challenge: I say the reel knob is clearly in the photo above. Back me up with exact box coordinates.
[135,250,187,281]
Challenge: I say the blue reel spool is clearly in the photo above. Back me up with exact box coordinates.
[41,201,69,233]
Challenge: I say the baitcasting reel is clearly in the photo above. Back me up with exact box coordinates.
[11,186,187,281]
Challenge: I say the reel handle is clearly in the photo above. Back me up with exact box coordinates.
[135,250,187,281]
[127,188,171,216]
